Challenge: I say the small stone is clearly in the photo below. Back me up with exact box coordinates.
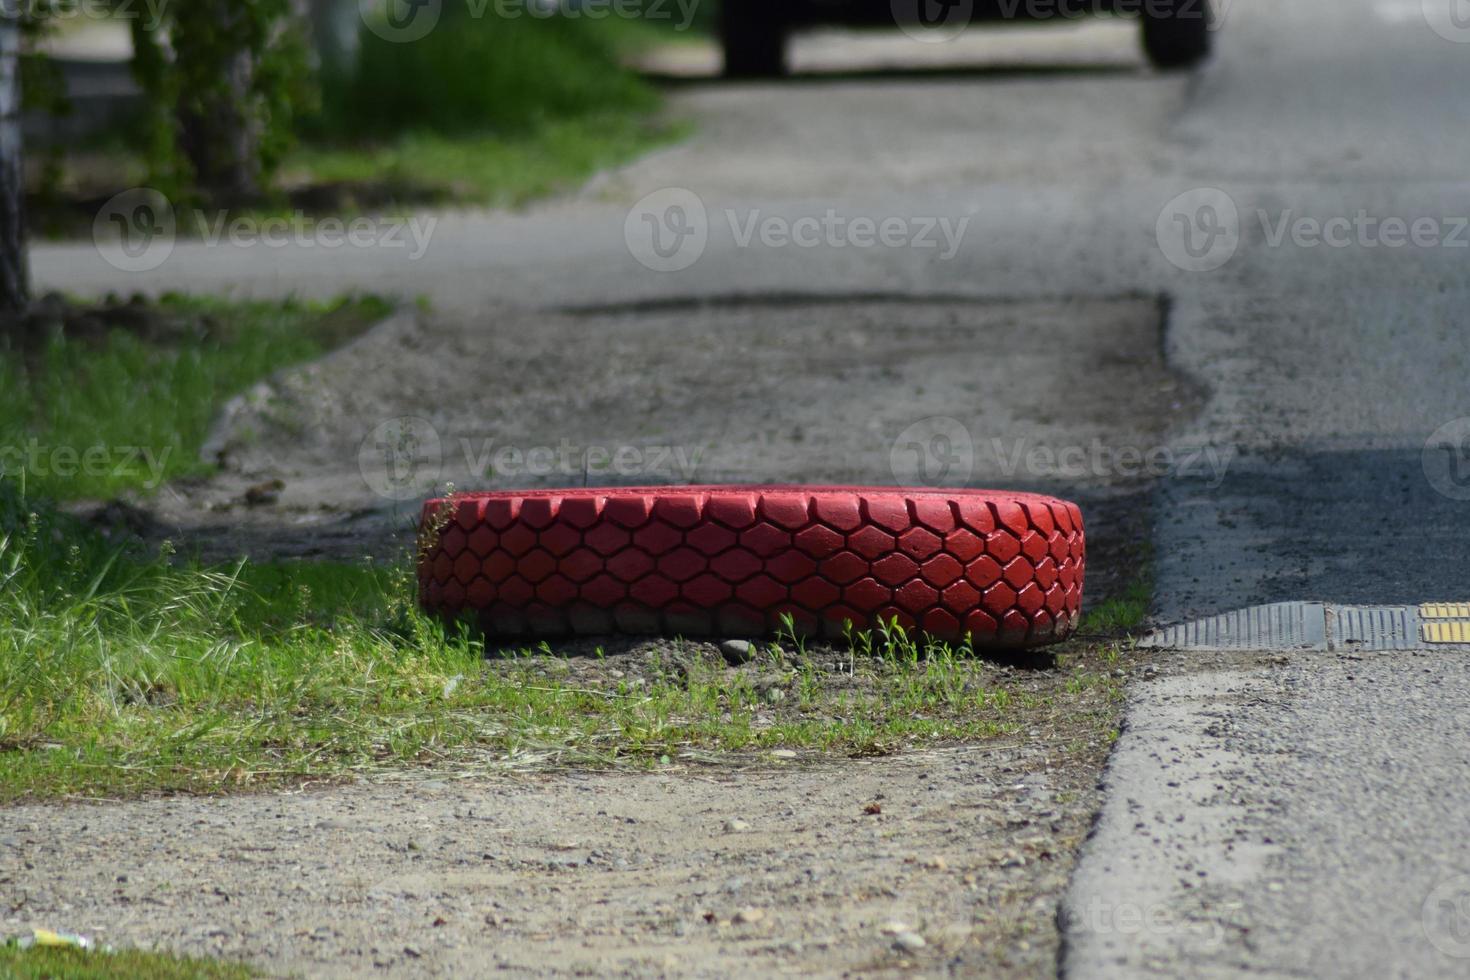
[892,931,926,953]
[720,640,755,666]
[863,802,882,815]
[880,921,911,935]
[922,856,948,870]
[770,749,797,760]
[243,479,285,507]
[723,819,751,833]
[733,907,765,924]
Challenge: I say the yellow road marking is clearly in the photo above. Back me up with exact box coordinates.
[1420,603,1470,620]
[1423,622,1470,644]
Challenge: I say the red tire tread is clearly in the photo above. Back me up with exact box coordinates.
[418,486,1084,648]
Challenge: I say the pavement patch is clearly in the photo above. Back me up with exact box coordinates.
[1144,601,1470,651]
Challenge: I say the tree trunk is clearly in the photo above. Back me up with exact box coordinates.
[175,0,264,203]
[0,0,27,316]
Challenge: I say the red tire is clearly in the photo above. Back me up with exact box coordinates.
[418,487,1084,648]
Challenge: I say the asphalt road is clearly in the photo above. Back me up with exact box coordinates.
[30,0,1470,974]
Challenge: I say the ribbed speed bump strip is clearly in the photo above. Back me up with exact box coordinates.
[1421,603,1470,620]
[1424,622,1470,644]
[1330,605,1419,651]
[1146,602,1470,650]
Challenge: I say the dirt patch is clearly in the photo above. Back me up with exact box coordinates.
[0,713,1142,978]
[0,294,1187,976]
[132,295,1197,567]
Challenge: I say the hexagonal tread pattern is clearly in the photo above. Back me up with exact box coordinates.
[419,487,1084,648]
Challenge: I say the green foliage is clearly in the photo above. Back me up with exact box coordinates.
[0,294,391,499]
[322,4,656,138]
[130,0,316,200]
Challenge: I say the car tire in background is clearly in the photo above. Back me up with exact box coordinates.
[1141,0,1213,70]
[722,0,787,78]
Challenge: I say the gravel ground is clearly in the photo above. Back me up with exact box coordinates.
[131,295,1195,565]
[2,734,1118,978]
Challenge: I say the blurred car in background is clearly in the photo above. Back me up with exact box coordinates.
[721,0,1215,76]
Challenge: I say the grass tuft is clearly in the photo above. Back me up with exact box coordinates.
[0,478,1129,801]
[0,295,392,500]
[0,943,256,979]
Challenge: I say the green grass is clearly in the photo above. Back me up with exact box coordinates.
[286,5,684,210]
[1080,574,1153,634]
[0,942,255,979]
[0,294,392,500]
[29,12,687,233]
[324,8,657,138]
[0,479,1128,801]
[285,112,687,210]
